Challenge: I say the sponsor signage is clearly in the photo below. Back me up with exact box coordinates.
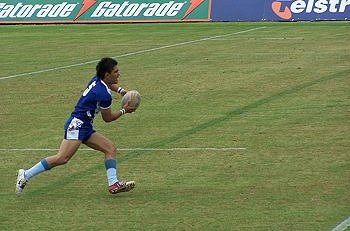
[0,0,211,23]
[268,0,350,20]
[211,0,349,21]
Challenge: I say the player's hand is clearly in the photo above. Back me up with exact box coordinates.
[123,101,136,113]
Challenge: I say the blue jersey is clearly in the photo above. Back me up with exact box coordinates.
[70,76,112,125]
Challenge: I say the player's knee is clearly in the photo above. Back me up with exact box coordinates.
[105,145,117,159]
[56,155,70,165]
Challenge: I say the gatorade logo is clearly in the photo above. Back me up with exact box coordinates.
[75,0,96,20]
[75,0,205,20]
[0,0,207,21]
[0,2,79,18]
[272,0,350,20]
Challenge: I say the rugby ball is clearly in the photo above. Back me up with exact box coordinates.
[121,90,141,109]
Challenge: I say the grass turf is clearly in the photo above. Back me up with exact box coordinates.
[0,22,349,230]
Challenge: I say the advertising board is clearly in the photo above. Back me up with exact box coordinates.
[0,0,211,24]
[211,0,350,21]
[0,0,348,23]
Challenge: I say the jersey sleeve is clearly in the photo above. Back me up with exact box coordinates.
[99,93,112,109]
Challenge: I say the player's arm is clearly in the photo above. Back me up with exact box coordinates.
[100,102,135,123]
[110,84,127,96]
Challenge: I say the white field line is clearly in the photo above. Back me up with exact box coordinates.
[0,27,266,81]
[331,216,350,231]
[0,147,246,151]
[260,37,304,40]
[210,37,304,41]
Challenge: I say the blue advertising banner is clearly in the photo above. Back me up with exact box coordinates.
[211,0,265,21]
[211,0,350,21]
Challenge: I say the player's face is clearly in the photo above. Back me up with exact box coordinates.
[107,65,120,84]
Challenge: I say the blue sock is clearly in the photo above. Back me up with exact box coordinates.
[25,159,50,180]
[105,159,118,186]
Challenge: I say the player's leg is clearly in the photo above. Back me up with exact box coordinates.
[84,132,116,160]
[84,132,135,194]
[45,139,82,168]
[16,139,81,195]
[84,132,119,186]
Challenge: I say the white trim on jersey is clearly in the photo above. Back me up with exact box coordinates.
[98,80,112,109]
[100,105,111,110]
[100,79,111,95]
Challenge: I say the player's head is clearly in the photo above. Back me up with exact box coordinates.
[96,57,118,80]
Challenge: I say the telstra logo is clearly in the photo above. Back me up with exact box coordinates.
[272,0,350,20]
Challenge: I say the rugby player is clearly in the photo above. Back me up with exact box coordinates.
[16,57,136,195]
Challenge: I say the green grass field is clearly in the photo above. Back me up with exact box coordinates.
[0,22,349,230]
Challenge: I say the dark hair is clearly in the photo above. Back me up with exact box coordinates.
[96,57,118,79]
